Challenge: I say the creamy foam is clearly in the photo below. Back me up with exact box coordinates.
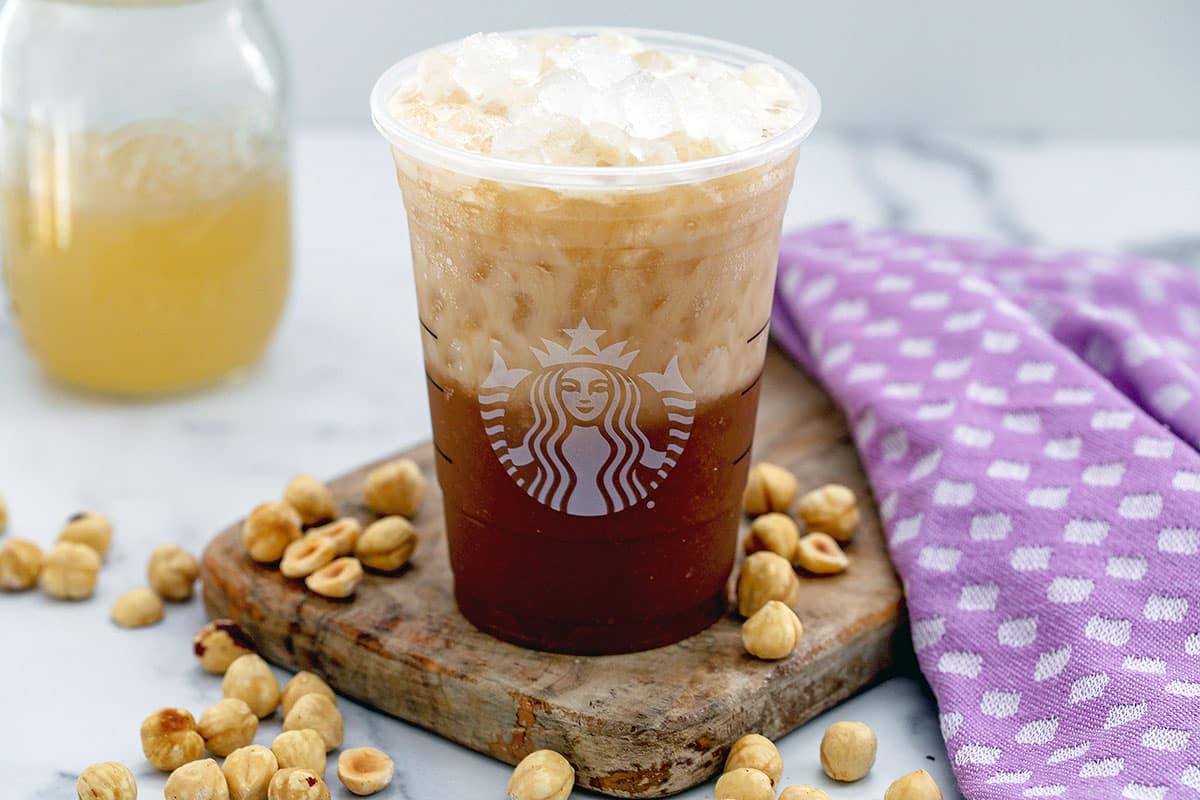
[389,31,805,166]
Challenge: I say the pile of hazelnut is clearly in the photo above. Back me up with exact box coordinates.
[240,459,425,599]
[0,499,200,629]
[77,618,395,799]
[736,462,860,661]
[507,724,941,800]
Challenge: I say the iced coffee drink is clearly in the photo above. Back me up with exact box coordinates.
[371,29,819,654]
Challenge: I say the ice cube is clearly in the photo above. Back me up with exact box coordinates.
[616,74,678,140]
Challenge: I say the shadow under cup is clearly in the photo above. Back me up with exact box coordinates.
[372,29,820,654]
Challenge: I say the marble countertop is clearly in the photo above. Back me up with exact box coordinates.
[2,129,1198,799]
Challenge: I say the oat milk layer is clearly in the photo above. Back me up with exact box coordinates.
[376,30,814,401]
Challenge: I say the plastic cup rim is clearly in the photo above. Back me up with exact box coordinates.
[369,25,821,189]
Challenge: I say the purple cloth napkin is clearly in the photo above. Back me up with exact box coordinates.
[772,222,1200,800]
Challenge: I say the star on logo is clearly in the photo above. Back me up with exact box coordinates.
[563,318,606,354]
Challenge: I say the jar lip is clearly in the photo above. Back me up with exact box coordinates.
[370,26,821,189]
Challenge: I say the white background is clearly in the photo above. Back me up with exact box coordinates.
[267,0,1200,136]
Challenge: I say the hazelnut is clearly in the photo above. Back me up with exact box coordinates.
[194,619,257,675]
[223,745,278,800]
[284,474,337,527]
[507,750,574,800]
[884,769,943,800]
[0,538,42,591]
[243,501,302,563]
[364,458,425,517]
[41,541,101,600]
[820,721,877,782]
[223,653,281,718]
[337,747,395,796]
[354,516,416,573]
[141,707,205,772]
[736,551,799,618]
[148,545,200,601]
[305,517,360,557]
[58,510,113,558]
[111,587,165,628]
[281,671,336,717]
[283,693,343,752]
[797,484,859,542]
[741,600,803,660]
[198,698,259,757]
[744,513,800,558]
[793,533,849,575]
[724,734,783,785]
[0,492,7,532]
[712,767,774,800]
[165,758,230,800]
[779,787,832,800]
[77,761,137,800]
[271,729,326,776]
[268,769,330,800]
[305,557,364,599]
[742,463,798,516]
[280,536,336,579]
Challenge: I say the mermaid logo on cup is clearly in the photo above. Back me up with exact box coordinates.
[480,318,695,517]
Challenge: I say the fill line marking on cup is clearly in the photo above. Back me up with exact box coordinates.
[425,371,444,393]
[419,318,439,340]
[733,441,754,466]
[434,442,453,464]
[747,318,771,344]
[741,369,764,396]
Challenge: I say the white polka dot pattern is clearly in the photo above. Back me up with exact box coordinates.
[773,223,1200,799]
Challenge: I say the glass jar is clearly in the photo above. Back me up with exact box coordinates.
[0,0,291,396]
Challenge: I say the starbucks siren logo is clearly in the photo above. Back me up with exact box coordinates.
[480,318,695,517]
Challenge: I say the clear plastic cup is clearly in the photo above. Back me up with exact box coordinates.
[372,28,819,654]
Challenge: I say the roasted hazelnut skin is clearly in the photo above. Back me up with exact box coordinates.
[797,483,860,542]
[820,721,877,782]
[742,600,804,660]
[141,707,206,772]
[0,538,43,591]
[744,512,800,559]
[354,516,416,573]
[194,619,257,675]
[779,787,833,800]
[507,749,574,800]
[736,551,800,618]
[742,463,799,516]
[223,744,278,800]
[243,501,303,563]
[41,541,101,600]
[724,733,783,786]
[148,544,200,601]
[364,459,425,517]
[76,761,138,800]
[111,587,165,628]
[198,698,259,757]
[58,510,113,558]
[713,767,774,800]
[271,729,327,777]
[164,758,230,800]
[281,671,336,717]
[268,769,330,800]
[282,693,343,752]
[223,653,281,719]
[884,769,943,800]
[284,474,337,527]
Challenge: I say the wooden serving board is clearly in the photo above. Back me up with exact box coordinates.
[200,346,903,798]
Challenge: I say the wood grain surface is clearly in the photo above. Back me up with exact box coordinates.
[200,345,904,798]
